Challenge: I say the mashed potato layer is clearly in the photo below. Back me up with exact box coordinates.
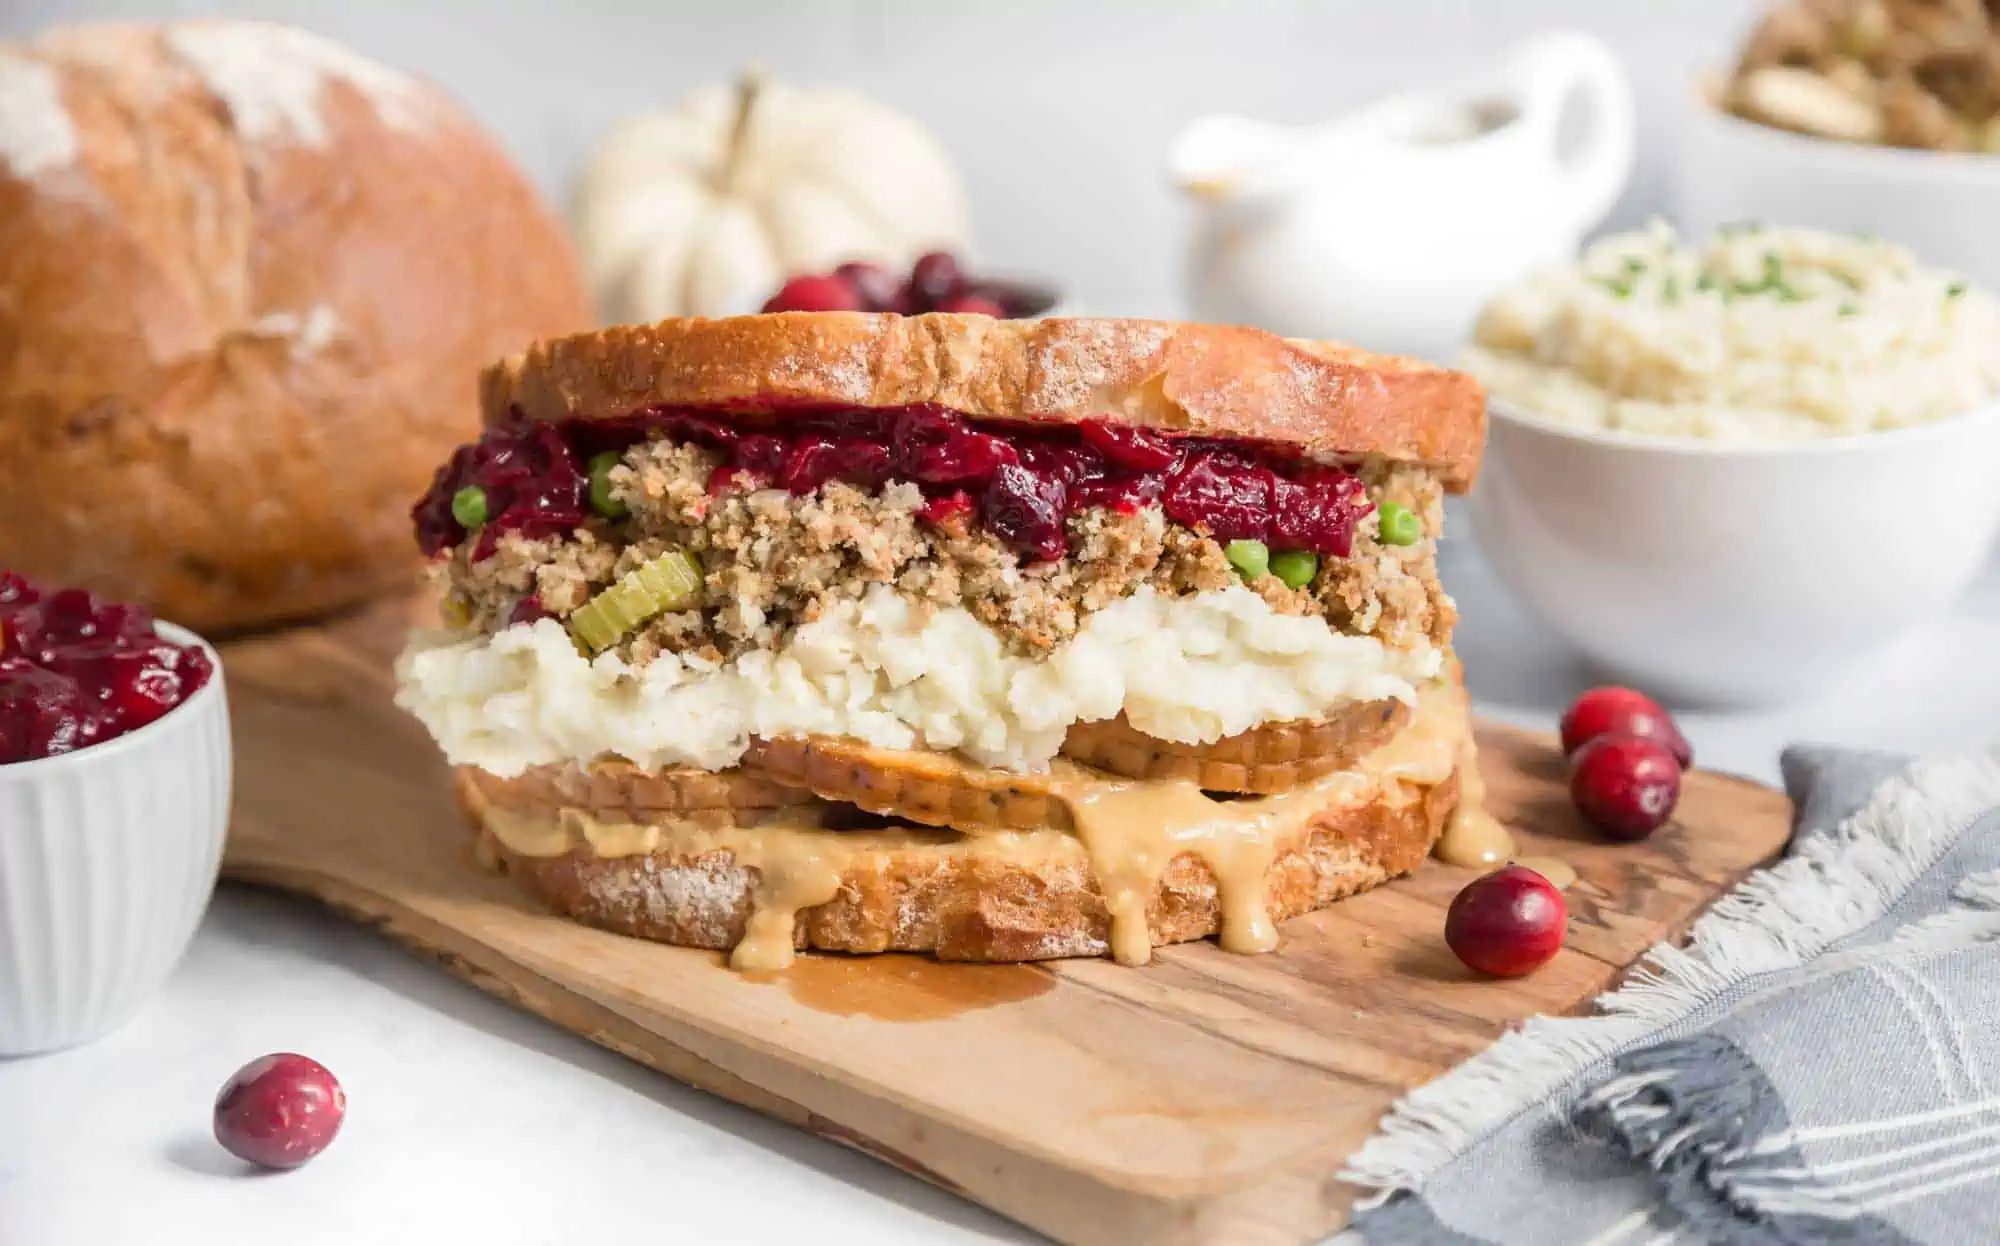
[396,584,1442,777]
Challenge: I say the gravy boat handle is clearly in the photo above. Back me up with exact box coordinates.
[1504,31,1635,234]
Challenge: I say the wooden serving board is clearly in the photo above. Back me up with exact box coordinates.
[218,600,1793,1246]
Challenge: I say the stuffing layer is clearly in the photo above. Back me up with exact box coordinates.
[435,437,1453,663]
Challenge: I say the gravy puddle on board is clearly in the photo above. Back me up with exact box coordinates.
[757,954,1054,1022]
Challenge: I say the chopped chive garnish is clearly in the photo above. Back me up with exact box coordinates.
[1947,281,1968,299]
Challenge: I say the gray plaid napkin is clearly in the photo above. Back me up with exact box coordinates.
[1343,744,2000,1245]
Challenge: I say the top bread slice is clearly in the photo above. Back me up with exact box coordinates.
[479,314,1487,490]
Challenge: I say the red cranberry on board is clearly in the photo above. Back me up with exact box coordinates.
[934,293,1007,317]
[761,274,864,314]
[908,250,964,307]
[1570,734,1682,842]
[1560,686,1693,768]
[213,1053,346,1171]
[1445,865,1568,978]
[832,261,899,311]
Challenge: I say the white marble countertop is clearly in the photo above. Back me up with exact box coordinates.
[5,539,1997,1246]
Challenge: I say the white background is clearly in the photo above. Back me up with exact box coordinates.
[10,3,2000,1244]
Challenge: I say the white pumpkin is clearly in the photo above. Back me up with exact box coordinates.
[576,73,972,323]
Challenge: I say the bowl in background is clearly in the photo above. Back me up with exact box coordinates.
[1680,93,2000,295]
[0,623,232,1056]
[1469,399,2000,705]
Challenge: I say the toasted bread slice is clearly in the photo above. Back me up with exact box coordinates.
[457,767,1458,962]
[480,314,1486,490]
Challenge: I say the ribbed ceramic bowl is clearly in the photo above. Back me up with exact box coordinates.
[0,623,231,1056]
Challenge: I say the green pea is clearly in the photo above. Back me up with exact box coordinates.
[1378,501,1422,546]
[588,451,629,519]
[451,485,488,529]
[1269,549,1319,590]
[1223,539,1269,581]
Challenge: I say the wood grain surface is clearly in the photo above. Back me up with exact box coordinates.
[218,599,1794,1246]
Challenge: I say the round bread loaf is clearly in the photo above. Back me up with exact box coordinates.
[0,21,590,630]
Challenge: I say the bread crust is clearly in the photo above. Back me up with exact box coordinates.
[0,23,590,630]
[480,315,1486,491]
[457,766,1458,963]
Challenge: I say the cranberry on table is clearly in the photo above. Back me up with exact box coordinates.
[761,273,864,314]
[1560,685,1692,768]
[1570,734,1682,842]
[214,1053,346,1171]
[1445,865,1568,978]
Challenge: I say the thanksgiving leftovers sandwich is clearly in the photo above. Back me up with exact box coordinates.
[395,314,1487,971]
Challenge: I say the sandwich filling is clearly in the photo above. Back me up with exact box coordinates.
[462,670,1473,973]
[396,404,1454,775]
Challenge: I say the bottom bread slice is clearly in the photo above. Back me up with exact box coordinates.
[456,765,1460,964]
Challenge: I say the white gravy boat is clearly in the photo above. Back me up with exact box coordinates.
[1171,32,1634,363]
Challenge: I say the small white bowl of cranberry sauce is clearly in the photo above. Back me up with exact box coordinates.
[0,572,230,1056]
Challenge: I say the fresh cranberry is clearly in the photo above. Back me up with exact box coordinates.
[934,293,1006,317]
[1560,686,1693,769]
[214,1054,346,1171]
[1162,452,1275,543]
[1080,420,1179,471]
[833,261,900,311]
[761,273,863,314]
[982,463,1069,561]
[1445,866,1568,977]
[1570,734,1682,841]
[908,251,963,307]
[893,408,1018,485]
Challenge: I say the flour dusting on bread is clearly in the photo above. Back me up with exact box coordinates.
[0,51,77,180]
[163,22,427,146]
[250,306,342,359]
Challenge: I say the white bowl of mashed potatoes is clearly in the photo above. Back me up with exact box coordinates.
[1464,224,2000,704]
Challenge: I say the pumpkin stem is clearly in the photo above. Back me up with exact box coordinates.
[719,66,764,194]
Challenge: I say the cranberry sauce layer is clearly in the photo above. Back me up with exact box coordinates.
[0,573,214,763]
[413,405,1374,565]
